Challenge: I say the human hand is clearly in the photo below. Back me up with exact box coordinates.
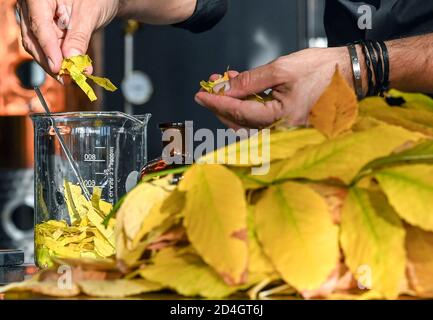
[17,0,121,78]
[195,47,354,129]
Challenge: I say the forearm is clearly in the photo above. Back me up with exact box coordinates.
[386,35,433,93]
[117,0,197,25]
[346,34,433,95]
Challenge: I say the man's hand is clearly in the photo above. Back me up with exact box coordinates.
[195,47,354,129]
[17,0,121,77]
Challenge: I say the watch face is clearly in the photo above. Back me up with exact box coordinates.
[121,71,154,105]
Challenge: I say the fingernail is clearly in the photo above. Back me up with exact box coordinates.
[66,48,82,57]
[48,58,55,72]
[56,75,64,85]
[195,96,204,107]
[213,81,231,94]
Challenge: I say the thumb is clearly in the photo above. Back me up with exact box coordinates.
[62,5,92,58]
[62,28,91,58]
[227,61,285,98]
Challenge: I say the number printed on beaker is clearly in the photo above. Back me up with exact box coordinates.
[84,153,97,161]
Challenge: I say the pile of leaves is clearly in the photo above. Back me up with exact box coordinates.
[3,68,433,299]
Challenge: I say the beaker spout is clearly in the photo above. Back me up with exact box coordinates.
[115,112,151,125]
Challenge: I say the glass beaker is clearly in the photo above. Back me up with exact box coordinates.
[31,112,151,268]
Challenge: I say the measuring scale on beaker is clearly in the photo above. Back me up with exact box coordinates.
[31,112,151,266]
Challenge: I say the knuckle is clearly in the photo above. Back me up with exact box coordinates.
[232,108,246,126]
[271,100,284,118]
[237,71,252,91]
[270,57,289,82]
[272,57,286,70]
[21,37,31,52]
[67,31,89,50]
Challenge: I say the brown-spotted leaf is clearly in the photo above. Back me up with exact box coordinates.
[406,224,433,298]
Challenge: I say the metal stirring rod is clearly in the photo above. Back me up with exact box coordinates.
[34,87,92,201]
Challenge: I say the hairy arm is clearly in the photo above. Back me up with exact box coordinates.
[18,0,201,75]
[195,33,433,129]
[350,34,433,96]
[117,0,197,25]
[386,35,433,93]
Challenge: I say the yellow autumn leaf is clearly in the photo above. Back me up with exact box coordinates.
[308,67,359,139]
[247,206,275,278]
[87,207,115,247]
[326,290,384,300]
[179,164,248,285]
[66,62,98,102]
[199,128,325,167]
[115,177,178,266]
[94,236,116,258]
[200,71,271,103]
[0,278,80,297]
[78,279,163,298]
[200,71,230,94]
[376,165,433,232]
[254,182,339,291]
[352,116,386,132]
[405,225,433,297]
[64,181,88,223]
[360,98,433,137]
[340,188,406,299]
[52,257,117,271]
[117,181,171,242]
[59,55,117,102]
[139,247,238,298]
[131,188,184,248]
[258,124,424,185]
[87,75,117,92]
[387,89,433,112]
[63,54,93,70]
[35,183,115,267]
[116,230,147,268]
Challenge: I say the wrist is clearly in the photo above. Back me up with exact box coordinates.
[327,46,368,96]
[341,45,369,97]
[115,0,197,25]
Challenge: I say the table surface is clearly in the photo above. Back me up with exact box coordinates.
[0,265,254,300]
[0,265,426,300]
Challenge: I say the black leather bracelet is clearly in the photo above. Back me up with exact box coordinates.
[365,41,381,95]
[378,40,390,93]
[358,41,374,96]
[372,41,384,95]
